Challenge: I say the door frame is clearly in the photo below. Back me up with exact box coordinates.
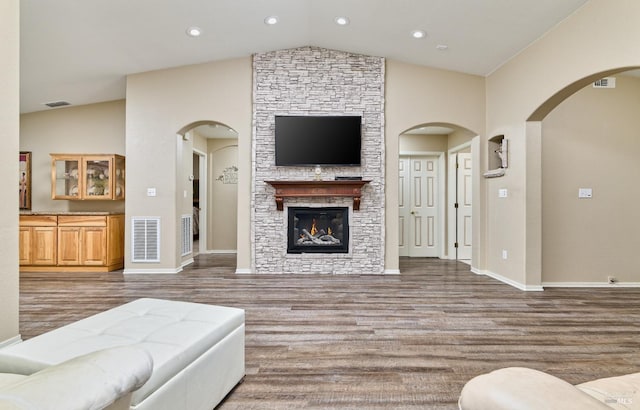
[193,148,207,255]
[447,141,472,260]
[399,150,446,259]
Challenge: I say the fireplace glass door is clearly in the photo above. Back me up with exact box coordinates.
[287,207,349,254]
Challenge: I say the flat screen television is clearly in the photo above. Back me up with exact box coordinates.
[275,115,362,166]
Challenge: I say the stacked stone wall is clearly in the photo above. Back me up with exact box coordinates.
[252,47,385,274]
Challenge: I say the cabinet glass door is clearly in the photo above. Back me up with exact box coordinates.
[84,157,111,199]
[53,158,80,199]
[114,156,125,200]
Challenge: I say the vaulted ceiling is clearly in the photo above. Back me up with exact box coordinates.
[20,0,588,113]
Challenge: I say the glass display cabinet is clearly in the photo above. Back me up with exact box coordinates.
[51,155,81,200]
[51,154,125,200]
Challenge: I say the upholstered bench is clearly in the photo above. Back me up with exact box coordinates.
[0,298,245,410]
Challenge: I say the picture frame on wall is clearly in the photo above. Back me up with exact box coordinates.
[19,151,32,210]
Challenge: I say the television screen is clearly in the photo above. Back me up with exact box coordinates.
[275,115,362,166]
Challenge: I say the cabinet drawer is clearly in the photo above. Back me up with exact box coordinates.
[20,215,57,227]
[58,215,107,227]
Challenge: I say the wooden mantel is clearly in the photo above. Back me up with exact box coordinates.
[265,180,371,211]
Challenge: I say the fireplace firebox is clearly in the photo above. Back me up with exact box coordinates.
[287,207,349,254]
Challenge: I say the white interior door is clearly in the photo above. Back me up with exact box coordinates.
[399,156,439,257]
[456,152,472,260]
[398,157,410,256]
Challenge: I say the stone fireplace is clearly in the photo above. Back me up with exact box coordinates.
[251,46,385,274]
[288,207,349,254]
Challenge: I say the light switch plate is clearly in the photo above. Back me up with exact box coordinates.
[147,187,157,197]
[498,188,508,198]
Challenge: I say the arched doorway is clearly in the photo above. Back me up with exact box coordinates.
[398,123,477,261]
[177,120,238,262]
[527,67,640,286]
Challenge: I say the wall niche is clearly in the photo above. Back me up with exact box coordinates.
[484,135,507,178]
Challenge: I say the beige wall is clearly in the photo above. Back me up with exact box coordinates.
[193,131,207,154]
[399,130,474,153]
[208,139,238,252]
[0,0,19,343]
[20,100,126,213]
[485,0,640,288]
[125,57,252,272]
[542,74,640,284]
[448,129,475,150]
[399,134,448,153]
[385,60,486,272]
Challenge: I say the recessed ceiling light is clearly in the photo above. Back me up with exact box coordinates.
[436,44,449,51]
[334,16,350,26]
[411,30,426,39]
[186,27,202,37]
[264,16,279,25]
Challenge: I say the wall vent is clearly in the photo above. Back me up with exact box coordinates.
[132,217,160,262]
[43,100,71,108]
[181,214,193,256]
[593,77,616,88]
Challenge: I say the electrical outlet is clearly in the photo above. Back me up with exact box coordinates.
[502,250,508,260]
[608,276,617,284]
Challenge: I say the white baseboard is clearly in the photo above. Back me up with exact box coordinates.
[0,335,22,348]
[470,270,640,290]
[181,258,194,269]
[123,267,183,275]
[383,269,401,275]
[203,250,238,254]
[235,268,253,274]
[470,267,483,275]
[471,267,544,291]
[543,282,640,288]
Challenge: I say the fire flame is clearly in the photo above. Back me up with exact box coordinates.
[328,227,332,235]
[310,218,318,236]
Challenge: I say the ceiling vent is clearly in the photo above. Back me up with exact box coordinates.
[593,77,616,88]
[43,100,71,108]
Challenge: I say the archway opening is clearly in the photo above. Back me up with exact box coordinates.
[398,122,478,263]
[177,120,238,264]
[527,67,640,286]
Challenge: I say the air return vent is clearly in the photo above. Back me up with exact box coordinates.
[43,100,71,108]
[593,77,616,88]
[132,217,160,262]
[181,214,193,256]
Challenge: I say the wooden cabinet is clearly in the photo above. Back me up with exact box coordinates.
[19,213,124,272]
[51,154,125,200]
[19,215,57,266]
[58,226,108,266]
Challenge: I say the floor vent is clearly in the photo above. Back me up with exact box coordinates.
[132,217,160,262]
[181,214,193,256]
[593,77,616,88]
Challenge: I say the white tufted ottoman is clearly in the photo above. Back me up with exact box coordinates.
[0,298,245,410]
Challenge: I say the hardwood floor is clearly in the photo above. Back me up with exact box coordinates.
[19,256,640,409]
